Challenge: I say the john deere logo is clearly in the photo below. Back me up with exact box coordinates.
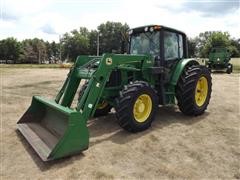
[106,58,112,65]
[146,60,151,64]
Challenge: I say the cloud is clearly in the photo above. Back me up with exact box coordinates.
[2,0,54,17]
[0,0,239,41]
[155,0,239,17]
[40,24,57,34]
[182,0,240,16]
[1,13,18,21]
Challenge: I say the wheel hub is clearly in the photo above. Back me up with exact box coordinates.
[133,94,152,123]
[195,76,208,107]
[136,101,145,113]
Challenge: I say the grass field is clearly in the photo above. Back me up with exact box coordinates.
[1,58,239,72]
[0,68,239,179]
[231,58,240,72]
[0,63,72,69]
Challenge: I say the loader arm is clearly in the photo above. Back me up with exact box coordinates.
[17,53,152,161]
[57,53,152,119]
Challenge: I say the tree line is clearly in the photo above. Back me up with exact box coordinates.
[188,31,240,58]
[0,21,129,64]
[0,21,239,64]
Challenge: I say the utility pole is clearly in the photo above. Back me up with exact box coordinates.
[38,49,41,64]
[97,32,102,56]
[59,35,62,63]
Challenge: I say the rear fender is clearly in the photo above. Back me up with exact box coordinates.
[169,58,199,86]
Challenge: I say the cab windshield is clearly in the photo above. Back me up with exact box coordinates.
[130,31,160,56]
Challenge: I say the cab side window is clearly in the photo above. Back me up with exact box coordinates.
[164,31,184,60]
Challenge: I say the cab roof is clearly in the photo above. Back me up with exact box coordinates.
[129,25,186,36]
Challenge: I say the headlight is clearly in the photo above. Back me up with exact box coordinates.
[128,29,133,35]
[144,27,148,32]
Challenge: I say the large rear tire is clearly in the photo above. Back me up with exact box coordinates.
[176,65,212,116]
[115,81,158,132]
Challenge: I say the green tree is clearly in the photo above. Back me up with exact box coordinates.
[51,41,59,57]
[21,40,36,63]
[88,30,98,55]
[194,31,238,58]
[230,38,240,57]
[187,38,197,57]
[0,37,22,63]
[21,38,47,63]
[61,27,90,61]
[45,41,52,61]
[97,21,129,54]
[45,41,59,63]
[201,32,231,57]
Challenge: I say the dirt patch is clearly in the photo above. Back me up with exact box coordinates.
[1,68,240,179]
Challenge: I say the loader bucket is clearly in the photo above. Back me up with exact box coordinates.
[17,96,89,161]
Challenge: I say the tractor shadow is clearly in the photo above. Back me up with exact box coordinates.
[88,106,209,146]
[210,70,226,74]
[15,106,209,171]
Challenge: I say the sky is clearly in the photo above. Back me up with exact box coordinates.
[0,0,239,42]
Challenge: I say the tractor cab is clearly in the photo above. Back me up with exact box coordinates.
[128,25,190,104]
[128,25,188,67]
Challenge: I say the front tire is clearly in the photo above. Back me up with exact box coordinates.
[176,65,212,116]
[115,81,158,132]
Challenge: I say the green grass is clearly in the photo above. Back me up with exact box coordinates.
[233,65,240,73]
[1,58,239,72]
[0,64,70,68]
[231,58,240,73]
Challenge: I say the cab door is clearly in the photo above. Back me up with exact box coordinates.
[163,30,184,68]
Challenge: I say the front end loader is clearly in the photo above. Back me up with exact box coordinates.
[17,25,212,161]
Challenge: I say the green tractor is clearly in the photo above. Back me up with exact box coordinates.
[208,47,232,74]
[17,25,212,161]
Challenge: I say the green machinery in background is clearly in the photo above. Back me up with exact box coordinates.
[17,25,212,161]
[207,47,233,74]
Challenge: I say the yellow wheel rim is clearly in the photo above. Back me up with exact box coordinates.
[195,76,208,107]
[133,94,152,123]
[97,101,108,109]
